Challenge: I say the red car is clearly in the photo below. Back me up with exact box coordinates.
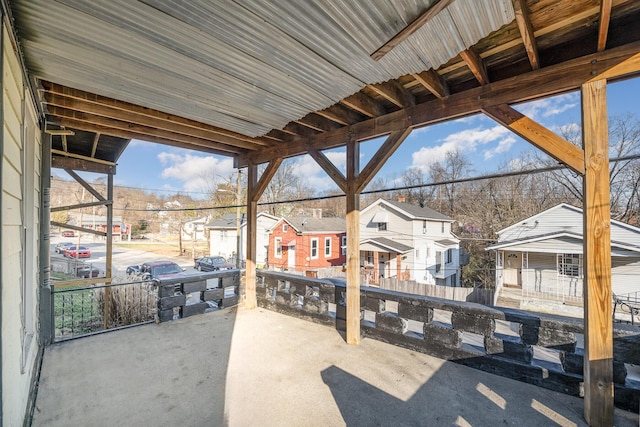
[62,230,75,237]
[63,245,91,258]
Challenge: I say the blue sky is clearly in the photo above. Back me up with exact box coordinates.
[94,77,640,199]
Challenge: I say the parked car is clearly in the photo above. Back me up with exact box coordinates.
[62,230,75,237]
[75,265,101,278]
[63,245,91,258]
[126,260,187,280]
[54,241,74,254]
[194,256,235,271]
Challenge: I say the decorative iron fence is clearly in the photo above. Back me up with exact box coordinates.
[52,280,158,342]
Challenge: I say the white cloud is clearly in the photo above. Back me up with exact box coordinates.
[158,152,234,194]
[516,93,578,121]
[484,136,516,160]
[411,125,510,172]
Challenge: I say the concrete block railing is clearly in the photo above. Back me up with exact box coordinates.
[156,270,240,321]
[255,270,640,413]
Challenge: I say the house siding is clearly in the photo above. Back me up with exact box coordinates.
[2,24,41,427]
[268,220,345,271]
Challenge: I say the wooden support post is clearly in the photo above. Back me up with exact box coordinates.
[346,138,361,345]
[582,79,613,426]
[245,164,258,309]
[244,159,282,309]
[104,173,113,329]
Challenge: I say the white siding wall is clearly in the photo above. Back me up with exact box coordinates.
[2,25,41,427]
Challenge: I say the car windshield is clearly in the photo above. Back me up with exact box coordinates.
[154,264,182,275]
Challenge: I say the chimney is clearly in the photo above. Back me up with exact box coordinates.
[397,195,406,203]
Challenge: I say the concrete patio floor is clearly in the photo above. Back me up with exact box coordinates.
[32,306,638,426]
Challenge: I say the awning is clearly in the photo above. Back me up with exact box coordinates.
[359,237,412,254]
[371,211,389,223]
[281,240,296,247]
[435,239,458,247]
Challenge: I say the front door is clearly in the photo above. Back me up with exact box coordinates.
[504,251,522,287]
[288,244,296,269]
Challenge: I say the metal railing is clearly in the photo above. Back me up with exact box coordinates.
[613,291,640,325]
[52,279,158,342]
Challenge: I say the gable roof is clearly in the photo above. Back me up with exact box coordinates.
[360,237,413,254]
[206,211,279,229]
[487,204,640,254]
[363,198,453,222]
[273,216,346,234]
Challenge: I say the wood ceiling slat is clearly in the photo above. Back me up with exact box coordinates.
[460,47,490,85]
[412,70,450,99]
[44,92,264,151]
[598,0,613,51]
[340,92,386,118]
[513,0,540,70]
[368,81,415,108]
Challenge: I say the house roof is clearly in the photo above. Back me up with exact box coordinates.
[9,1,640,171]
[275,217,346,234]
[205,213,238,230]
[360,237,413,254]
[364,198,453,222]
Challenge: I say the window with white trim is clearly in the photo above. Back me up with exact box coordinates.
[341,236,347,255]
[377,222,387,231]
[557,253,582,277]
[324,237,331,257]
[445,248,453,264]
[311,238,319,259]
[282,224,288,232]
[275,237,282,258]
[422,220,427,234]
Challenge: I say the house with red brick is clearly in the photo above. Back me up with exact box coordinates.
[267,217,346,272]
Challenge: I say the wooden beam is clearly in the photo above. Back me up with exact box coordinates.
[295,113,342,132]
[368,81,415,108]
[51,117,236,157]
[47,106,246,154]
[355,128,412,193]
[513,0,540,70]
[51,200,111,213]
[90,132,100,158]
[251,158,283,203]
[282,121,319,137]
[340,92,386,118]
[371,0,455,60]
[64,169,107,202]
[581,79,613,426]
[238,41,640,167]
[345,138,361,345]
[50,221,107,237]
[482,104,585,175]
[51,154,116,174]
[412,70,450,99]
[51,149,116,166]
[43,83,271,147]
[245,163,259,310]
[598,0,613,52]
[460,47,490,85]
[104,173,114,328]
[316,104,362,126]
[308,149,347,193]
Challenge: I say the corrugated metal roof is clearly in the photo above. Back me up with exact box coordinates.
[12,0,513,137]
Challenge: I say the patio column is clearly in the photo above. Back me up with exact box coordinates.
[345,138,361,345]
[245,159,282,309]
[582,79,613,426]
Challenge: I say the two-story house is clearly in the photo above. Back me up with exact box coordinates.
[267,217,346,272]
[360,198,461,286]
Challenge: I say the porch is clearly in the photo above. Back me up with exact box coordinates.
[31,306,638,426]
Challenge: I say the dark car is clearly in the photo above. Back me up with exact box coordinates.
[194,256,235,271]
[126,260,187,280]
[55,241,74,254]
[62,230,75,237]
[75,266,101,278]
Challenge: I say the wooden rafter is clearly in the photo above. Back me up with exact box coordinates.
[43,83,271,149]
[90,132,100,158]
[412,70,450,99]
[482,104,585,175]
[237,41,640,167]
[513,0,540,70]
[340,92,386,118]
[51,149,116,167]
[368,81,415,108]
[251,158,283,203]
[315,104,362,126]
[370,0,456,60]
[598,0,613,52]
[294,113,342,132]
[460,47,489,85]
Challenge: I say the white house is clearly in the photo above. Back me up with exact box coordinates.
[181,216,210,242]
[360,198,461,286]
[206,212,279,268]
[486,203,640,301]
